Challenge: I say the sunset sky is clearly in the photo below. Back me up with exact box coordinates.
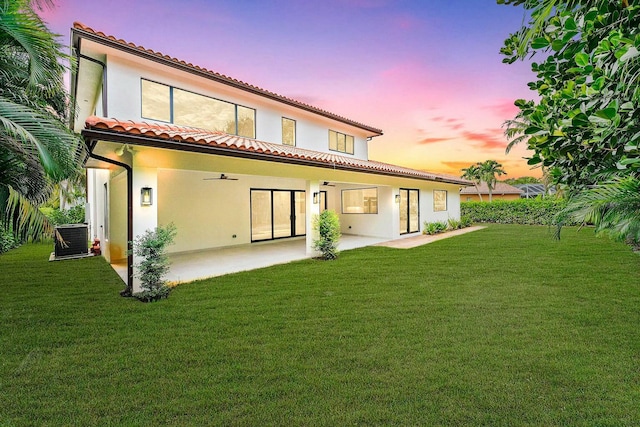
[42,0,539,178]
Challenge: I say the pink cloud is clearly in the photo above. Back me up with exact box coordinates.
[419,137,453,145]
[488,99,520,119]
[462,130,507,150]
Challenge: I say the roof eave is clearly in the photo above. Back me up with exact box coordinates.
[81,127,466,185]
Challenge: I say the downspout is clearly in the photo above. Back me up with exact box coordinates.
[85,148,134,297]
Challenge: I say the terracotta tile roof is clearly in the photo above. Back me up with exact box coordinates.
[72,22,383,136]
[460,182,524,195]
[83,116,470,186]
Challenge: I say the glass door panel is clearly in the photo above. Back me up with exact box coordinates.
[294,191,306,236]
[251,190,272,241]
[273,191,292,239]
[319,191,327,212]
[409,190,419,233]
[399,189,408,234]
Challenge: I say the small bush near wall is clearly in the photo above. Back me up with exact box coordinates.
[313,210,341,260]
[132,223,177,302]
[461,198,579,226]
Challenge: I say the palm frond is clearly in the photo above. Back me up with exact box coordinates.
[4,184,54,241]
[0,0,68,95]
[0,97,84,181]
[556,176,640,243]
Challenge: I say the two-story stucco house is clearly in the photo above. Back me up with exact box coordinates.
[71,23,470,294]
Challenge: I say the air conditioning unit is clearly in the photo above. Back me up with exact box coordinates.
[54,224,89,258]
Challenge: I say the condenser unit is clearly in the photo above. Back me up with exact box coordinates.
[54,224,89,258]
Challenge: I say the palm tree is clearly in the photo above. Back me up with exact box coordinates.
[461,164,483,202]
[478,160,506,202]
[556,176,640,248]
[0,0,83,240]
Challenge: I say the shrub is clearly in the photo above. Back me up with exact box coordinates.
[423,221,448,235]
[41,205,86,226]
[131,223,177,302]
[0,224,19,254]
[461,198,579,226]
[313,210,341,260]
[460,215,473,228]
[447,218,462,230]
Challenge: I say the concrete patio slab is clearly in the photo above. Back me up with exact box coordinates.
[374,226,486,249]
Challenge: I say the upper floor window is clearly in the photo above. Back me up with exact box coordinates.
[282,117,296,146]
[342,188,378,214]
[329,130,354,154]
[434,190,447,212]
[141,79,255,138]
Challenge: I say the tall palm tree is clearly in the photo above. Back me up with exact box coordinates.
[478,160,506,202]
[461,164,483,202]
[0,0,83,240]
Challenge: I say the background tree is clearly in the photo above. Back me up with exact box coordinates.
[479,160,507,202]
[0,0,84,240]
[504,176,540,185]
[461,164,484,202]
[499,0,640,244]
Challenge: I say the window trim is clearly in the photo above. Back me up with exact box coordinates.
[140,78,256,138]
[341,187,378,214]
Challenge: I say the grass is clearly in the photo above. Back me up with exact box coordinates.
[1,224,639,426]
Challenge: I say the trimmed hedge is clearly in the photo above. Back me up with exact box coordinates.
[461,198,579,226]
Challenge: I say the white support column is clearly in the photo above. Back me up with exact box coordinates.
[306,180,321,256]
[132,166,158,293]
[392,187,401,239]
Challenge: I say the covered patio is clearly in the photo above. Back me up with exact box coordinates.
[113,234,390,285]
[112,226,485,285]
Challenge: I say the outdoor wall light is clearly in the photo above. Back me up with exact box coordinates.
[141,187,153,206]
[313,192,319,204]
[395,194,401,203]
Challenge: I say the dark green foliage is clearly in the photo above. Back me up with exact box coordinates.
[1,226,640,425]
[40,205,85,226]
[500,0,640,186]
[462,198,579,225]
[0,223,19,253]
[504,176,540,185]
[313,210,341,260]
[131,223,176,302]
[0,0,84,241]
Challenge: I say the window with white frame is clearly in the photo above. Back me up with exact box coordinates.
[329,130,354,154]
[141,79,255,138]
[434,190,447,212]
[342,188,378,214]
[282,117,296,146]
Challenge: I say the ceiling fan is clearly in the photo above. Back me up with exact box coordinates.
[203,174,238,181]
[322,181,336,187]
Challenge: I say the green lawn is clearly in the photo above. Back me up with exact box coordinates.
[1,225,639,426]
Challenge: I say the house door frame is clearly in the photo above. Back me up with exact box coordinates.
[250,189,306,242]
[399,188,420,234]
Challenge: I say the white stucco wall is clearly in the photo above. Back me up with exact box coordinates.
[158,169,307,253]
[103,54,371,160]
[108,170,128,263]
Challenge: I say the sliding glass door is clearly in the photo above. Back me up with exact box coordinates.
[251,189,306,242]
[399,188,420,234]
